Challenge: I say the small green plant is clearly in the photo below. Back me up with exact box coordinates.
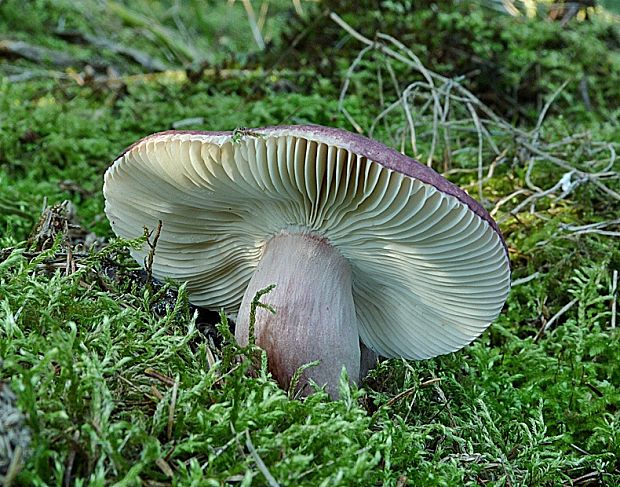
[0,1,618,484]
[231,126,266,144]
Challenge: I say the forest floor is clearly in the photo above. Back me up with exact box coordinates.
[0,1,619,485]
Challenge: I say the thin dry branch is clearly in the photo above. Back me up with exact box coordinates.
[511,272,540,287]
[534,298,578,341]
[143,220,163,287]
[331,11,620,222]
[240,0,266,50]
[531,80,570,140]
[56,30,167,71]
[0,39,96,68]
[166,377,179,441]
[611,270,618,329]
[559,219,620,237]
[245,430,280,487]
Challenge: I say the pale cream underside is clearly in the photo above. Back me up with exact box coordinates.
[104,131,510,359]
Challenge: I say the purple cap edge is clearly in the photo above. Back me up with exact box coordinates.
[114,125,509,256]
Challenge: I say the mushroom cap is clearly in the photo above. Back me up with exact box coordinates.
[104,125,510,360]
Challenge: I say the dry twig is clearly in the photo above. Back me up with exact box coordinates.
[245,430,280,487]
[167,377,179,441]
[330,11,619,223]
[611,270,618,329]
[385,377,441,407]
[534,298,578,341]
[55,30,167,71]
[143,220,163,288]
[511,272,540,287]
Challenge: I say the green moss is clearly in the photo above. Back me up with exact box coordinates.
[1,2,619,485]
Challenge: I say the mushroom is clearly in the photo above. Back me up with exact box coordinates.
[103,125,510,397]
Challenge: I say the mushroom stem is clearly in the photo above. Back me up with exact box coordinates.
[236,231,360,397]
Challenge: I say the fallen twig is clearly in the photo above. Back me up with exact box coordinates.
[144,368,176,387]
[245,430,280,487]
[534,298,578,341]
[611,270,618,329]
[0,40,77,67]
[63,431,80,487]
[167,377,179,441]
[0,39,109,71]
[172,117,204,129]
[330,11,620,223]
[571,471,601,485]
[531,80,570,140]
[155,457,174,477]
[56,30,167,72]
[511,272,540,287]
[143,220,163,288]
[239,0,266,50]
[385,377,441,407]
[559,219,620,238]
